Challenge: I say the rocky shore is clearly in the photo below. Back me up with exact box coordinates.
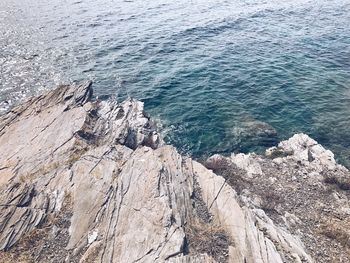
[0,83,349,263]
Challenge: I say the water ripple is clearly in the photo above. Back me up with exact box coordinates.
[1,0,350,166]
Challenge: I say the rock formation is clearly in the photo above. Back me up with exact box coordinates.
[205,134,350,263]
[0,82,348,262]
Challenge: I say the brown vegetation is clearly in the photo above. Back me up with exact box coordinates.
[324,175,350,191]
[202,156,248,195]
[319,219,350,248]
[185,218,230,263]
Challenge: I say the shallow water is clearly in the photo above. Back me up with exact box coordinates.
[1,0,350,165]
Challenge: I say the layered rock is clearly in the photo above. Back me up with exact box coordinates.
[0,82,347,262]
[205,134,350,263]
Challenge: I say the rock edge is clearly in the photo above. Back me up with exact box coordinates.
[0,83,348,263]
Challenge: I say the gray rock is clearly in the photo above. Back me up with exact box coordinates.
[205,134,350,263]
[238,120,277,138]
[1,82,344,263]
[229,119,278,149]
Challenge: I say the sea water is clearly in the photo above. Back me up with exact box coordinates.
[1,0,350,165]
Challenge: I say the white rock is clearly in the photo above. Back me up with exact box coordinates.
[88,230,98,244]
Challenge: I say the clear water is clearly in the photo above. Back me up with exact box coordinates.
[1,0,350,165]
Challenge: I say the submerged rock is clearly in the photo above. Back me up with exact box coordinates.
[0,82,346,262]
[229,119,278,150]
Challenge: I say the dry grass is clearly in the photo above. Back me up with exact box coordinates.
[18,161,61,184]
[260,191,283,213]
[67,148,88,167]
[265,147,294,159]
[185,218,230,263]
[319,219,350,248]
[1,192,74,263]
[0,228,48,263]
[202,157,231,174]
[0,252,32,263]
[203,156,249,195]
[324,176,350,191]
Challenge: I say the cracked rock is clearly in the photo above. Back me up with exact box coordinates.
[0,82,340,262]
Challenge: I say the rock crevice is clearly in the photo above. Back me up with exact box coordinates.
[0,83,348,262]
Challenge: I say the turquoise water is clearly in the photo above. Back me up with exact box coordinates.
[1,0,350,165]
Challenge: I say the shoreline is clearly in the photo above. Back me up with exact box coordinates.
[0,82,349,262]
